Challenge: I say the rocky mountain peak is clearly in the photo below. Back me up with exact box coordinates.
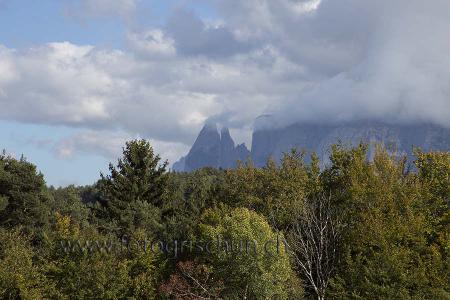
[173,123,250,172]
[174,119,450,172]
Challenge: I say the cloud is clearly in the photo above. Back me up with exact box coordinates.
[0,43,112,127]
[54,131,133,159]
[0,42,222,144]
[0,39,298,146]
[165,8,252,58]
[1,0,450,165]
[269,0,450,128]
[127,29,176,58]
[207,0,374,77]
[201,0,450,129]
[54,130,189,165]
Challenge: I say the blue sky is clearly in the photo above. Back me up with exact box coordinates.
[0,0,214,186]
[0,0,134,185]
[0,120,109,186]
[0,1,215,48]
[1,0,448,186]
[1,0,122,48]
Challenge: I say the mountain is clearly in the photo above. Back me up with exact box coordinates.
[173,118,450,172]
[172,123,250,172]
[172,156,186,172]
[251,118,450,167]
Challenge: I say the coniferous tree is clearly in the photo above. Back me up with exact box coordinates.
[99,139,168,234]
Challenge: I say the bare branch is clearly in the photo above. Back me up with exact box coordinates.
[286,193,342,300]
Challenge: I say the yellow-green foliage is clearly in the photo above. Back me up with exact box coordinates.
[0,228,49,300]
[0,143,448,299]
[326,145,450,299]
[222,150,312,230]
[42,214,159,299]
[198,207,303,299]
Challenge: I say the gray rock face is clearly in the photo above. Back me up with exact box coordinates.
[172,156,186,172]
[184,123,221,171]
[174,119,450,172]
[174,123,250,172]
[251,120,450,167]
[235,143,251,164]
[219,128,236,169]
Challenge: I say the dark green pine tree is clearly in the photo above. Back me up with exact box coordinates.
[99,140,168,234]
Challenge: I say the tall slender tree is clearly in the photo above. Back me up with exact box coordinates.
[99,140,168,233]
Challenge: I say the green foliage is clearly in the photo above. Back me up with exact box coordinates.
[0,195,8,212]
[221,149,312,230]
[99,139,168,235]
[0,154,53,229]
[50,185,91,228]
[197,207,303,299]
[0,228,50,299]
[325,145,450,299]
[0,141,448,299]
[416,150,450,237]
[41,214,160,299]
[416,150,450,295]
[160,168,224,243]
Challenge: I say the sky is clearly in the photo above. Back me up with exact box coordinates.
[0,0,449,186]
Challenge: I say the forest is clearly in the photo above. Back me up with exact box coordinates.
[0,140,449,299]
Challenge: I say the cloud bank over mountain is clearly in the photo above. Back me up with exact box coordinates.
[0,0,449,163]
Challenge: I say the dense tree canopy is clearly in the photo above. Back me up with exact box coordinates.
[0,143,448,299]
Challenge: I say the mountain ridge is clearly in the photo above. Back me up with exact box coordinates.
[173,120,450,171]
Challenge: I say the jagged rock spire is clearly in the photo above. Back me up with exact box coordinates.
[174,123,250,172]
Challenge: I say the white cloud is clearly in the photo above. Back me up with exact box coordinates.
[270,0,450,128]
[1,0,450,165]
[293,0,322,14]
[0,46,18,87]
[0,42,113,126]
[200,0,450,129]
[54,130,189,165]
[0,38,297,147]
[54,130,128,159]
[127,30,176,58]
[0,42,221,142]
